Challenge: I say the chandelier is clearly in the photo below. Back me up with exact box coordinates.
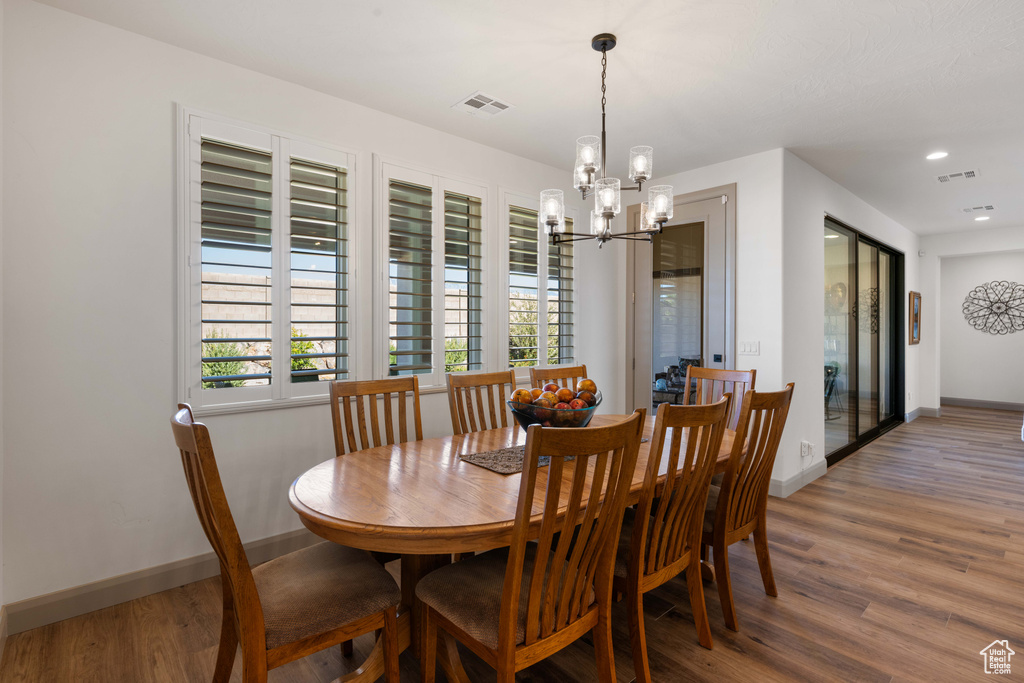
[539,33,674,246]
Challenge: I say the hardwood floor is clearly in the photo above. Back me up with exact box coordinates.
[2,406,1021,682]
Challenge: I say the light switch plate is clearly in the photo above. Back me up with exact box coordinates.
[739,341,760,356]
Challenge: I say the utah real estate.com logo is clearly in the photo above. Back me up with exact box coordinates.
[980,640,1015,675]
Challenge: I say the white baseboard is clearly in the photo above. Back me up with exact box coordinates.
[769,458,827,498]
[940,397,1024,413]
[905,406,942,422]
[6,528,321,635]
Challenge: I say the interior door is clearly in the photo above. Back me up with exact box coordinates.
[630,189,733,412]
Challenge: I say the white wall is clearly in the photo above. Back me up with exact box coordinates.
[2,0,606,604]
[0,0,6,613]
[918,226,1024,410]
[940,251,1024,403]
[780,152,919,484]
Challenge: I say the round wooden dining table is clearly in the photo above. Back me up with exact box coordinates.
[289,413,735,681]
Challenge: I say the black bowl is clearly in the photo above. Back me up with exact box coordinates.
[507,391,602,429]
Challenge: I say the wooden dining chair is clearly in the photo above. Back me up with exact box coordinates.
[416,412,644,683]
[612,397,729,681]
[701,384,795,631]
[170,404,401,683]
[683,366,756,431]
[329,376,423,456]
[446,370,518,435]
[528,363,588,390]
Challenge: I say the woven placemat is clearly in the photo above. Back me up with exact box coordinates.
[460,445,569,475]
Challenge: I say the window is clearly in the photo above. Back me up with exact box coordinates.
[508,205,541,367]
[388,178,434,377]
[443,191,483,372]
[547,220,574,365]
[182,114,355,410]
[380,160,486,386]
[289,157,350,384]
[506,200,575,369]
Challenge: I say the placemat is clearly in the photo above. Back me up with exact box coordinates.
[460,445,568,475]
[460,437,647,475]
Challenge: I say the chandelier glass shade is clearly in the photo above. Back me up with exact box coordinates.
[540,33,673,246]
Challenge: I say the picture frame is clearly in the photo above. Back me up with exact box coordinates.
[909,291,921,345]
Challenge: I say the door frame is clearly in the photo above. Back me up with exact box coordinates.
[625,183,737,411]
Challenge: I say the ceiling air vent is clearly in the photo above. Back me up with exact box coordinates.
[452,91,514,118]
[961,205,995,213]
[936,169,979,183]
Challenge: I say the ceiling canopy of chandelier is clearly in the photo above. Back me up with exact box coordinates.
[540,33,674,246]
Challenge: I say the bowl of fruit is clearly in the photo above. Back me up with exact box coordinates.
[507,379,602,429]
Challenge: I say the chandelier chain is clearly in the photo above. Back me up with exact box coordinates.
[600,49,607,116]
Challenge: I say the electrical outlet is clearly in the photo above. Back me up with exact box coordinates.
[800,441,813,458]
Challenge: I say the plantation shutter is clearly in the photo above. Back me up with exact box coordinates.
[547,217,574,364]
[289,158,349,382]
[388,179,434,376]
[444,191,484,372]
[199,139,273,388]
[508,205,540,367]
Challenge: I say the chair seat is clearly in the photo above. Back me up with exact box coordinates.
[703,484,721,534]
[417,544,586,651]
[252,542,401,650]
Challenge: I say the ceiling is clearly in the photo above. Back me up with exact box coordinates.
[38,0,1024,235]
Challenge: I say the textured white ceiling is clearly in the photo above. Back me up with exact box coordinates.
[37,0,1024,235]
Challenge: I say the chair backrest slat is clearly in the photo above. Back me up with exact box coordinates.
[719,385,795,534]
[528,364,589,391]
[170,404,265,642]
[683,367,756,431]
[329,377,423,456]
[635,398,730,578]
[501,412,642,654]
[446,371,517,435]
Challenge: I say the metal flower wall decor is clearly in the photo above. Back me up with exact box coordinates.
[962,280,1024,335]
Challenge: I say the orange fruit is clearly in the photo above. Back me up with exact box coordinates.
[577,390,597,407]
[530,387,544,400]
[576,378,597,394]
[542,383,559,393]
[555,388,576,403]
[510,389,534,404]
[539,391,558,403]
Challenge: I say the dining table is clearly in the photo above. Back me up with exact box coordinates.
[289,413,737,682]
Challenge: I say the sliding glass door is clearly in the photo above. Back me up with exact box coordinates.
[824,218,903,465]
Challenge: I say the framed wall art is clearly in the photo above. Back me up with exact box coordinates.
[909,291,921,345]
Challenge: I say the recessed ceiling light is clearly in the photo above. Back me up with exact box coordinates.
[824,235,839,239]
[926,151,948,160]
[975,216,990,221]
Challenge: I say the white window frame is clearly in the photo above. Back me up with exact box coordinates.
[500,189,579,383]
[177,108,362,414]
[373,154,489,389]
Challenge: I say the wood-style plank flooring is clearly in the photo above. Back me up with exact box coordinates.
[2,406,1022,682]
